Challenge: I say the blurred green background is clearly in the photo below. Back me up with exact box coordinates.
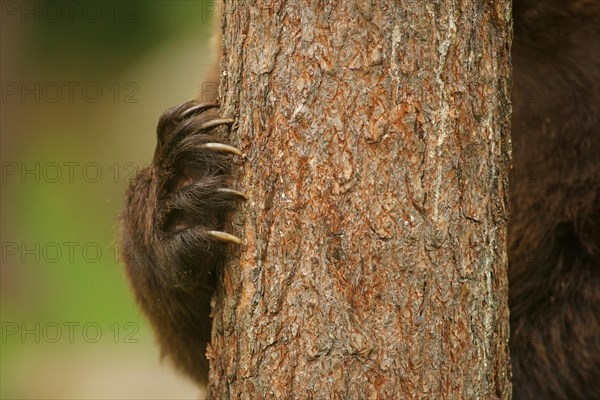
[1,1,218,398]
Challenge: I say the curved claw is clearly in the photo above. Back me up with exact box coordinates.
[200,118,234,131]
[207,230,242,244]
[182,102,219,118]
[199,142,242,156]
[216,188,249,201]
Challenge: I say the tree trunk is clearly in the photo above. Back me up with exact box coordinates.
[210,1,512,398]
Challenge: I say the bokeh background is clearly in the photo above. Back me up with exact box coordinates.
[1,1,218,398]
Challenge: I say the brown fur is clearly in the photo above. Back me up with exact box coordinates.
[121,102,240,385]
[510,1,600,398]
[120,1,600,396]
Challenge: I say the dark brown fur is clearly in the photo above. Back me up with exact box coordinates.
[120,0,600,396]
[510,1,600,398]
[120,102,241,385]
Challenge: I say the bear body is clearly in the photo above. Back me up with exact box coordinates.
[121,2,600,397]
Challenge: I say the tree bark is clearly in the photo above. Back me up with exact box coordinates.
[210,1,512,398]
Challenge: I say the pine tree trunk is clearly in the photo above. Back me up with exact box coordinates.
[209,1,512,398]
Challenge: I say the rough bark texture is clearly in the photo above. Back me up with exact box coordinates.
[209,1,512,398]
